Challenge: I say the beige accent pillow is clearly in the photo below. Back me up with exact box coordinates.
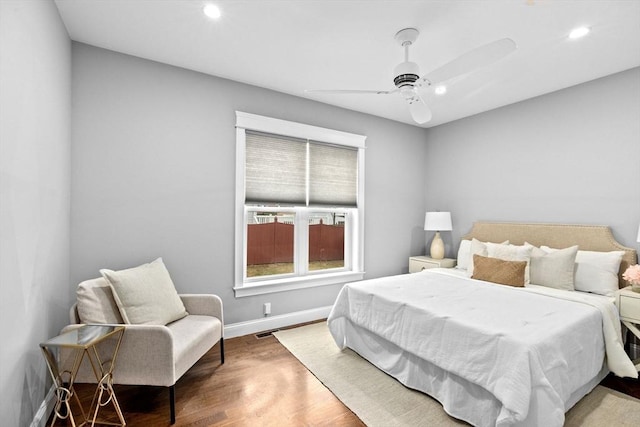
[76,277,124,324]
[100,258,188,325]
[528,244,578,291]
[486,243,533,284]
[472,254,527,287]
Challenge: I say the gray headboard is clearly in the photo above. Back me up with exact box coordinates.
[461,222,638,288]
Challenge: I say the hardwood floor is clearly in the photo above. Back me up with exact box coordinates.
[600,373,640,399]
[52,326,365,426]
[51,323,640,426]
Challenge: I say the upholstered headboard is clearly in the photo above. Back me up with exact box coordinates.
[461,222,638,288]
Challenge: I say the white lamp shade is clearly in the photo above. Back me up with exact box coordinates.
[637,224,640,243]
[424,212,452,231]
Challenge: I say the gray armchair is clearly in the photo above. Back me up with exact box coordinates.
[63,277,224,424]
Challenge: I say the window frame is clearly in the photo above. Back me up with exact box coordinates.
[234,111,365,297]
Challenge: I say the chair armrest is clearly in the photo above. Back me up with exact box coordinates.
[61,323,83,334]
[180,294,224,324]
[59,324,177,386]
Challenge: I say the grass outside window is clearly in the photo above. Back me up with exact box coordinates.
[247,260,345,277]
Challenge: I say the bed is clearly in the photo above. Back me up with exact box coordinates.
[327,222,638,427]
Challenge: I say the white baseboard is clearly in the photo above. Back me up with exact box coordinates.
[224,305,332,338]
[31,385,56,427]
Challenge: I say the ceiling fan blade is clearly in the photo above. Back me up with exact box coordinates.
[423,38,516,85]
[408,96,432,124]
[305,89,397,95]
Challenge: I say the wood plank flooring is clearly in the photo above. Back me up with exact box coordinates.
[51,323,640,426]
[52,325,365,426]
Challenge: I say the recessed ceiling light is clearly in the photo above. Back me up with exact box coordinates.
[203,4,221,20]
[434,85,447,95]
[569,26,590,39]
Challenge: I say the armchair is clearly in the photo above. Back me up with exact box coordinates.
[63,277,224,424]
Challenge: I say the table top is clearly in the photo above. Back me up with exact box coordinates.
[620,286,640,299]
[40,325,124,349]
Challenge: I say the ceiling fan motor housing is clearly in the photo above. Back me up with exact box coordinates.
[393,61,420,88]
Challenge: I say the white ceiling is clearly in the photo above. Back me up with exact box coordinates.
[53,0,640,128]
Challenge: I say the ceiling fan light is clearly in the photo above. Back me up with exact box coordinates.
[569,26,590,39]
[408,97,432,124]
[434,85,447,95]
[203,4,221,20]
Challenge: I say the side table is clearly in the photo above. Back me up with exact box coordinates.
[617,286,640,371]
[409,256,456,273]
[40,324,126,426]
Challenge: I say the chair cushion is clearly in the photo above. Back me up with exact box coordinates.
[168,315,221,379]
[100,258,188,325]
[76,277,124,324]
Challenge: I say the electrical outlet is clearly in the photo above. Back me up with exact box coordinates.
[263,302,271,316]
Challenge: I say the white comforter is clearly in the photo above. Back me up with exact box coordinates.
[328,269,636,426]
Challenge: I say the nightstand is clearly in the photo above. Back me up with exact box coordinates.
[409,256,456,273]
[617,286,640,371]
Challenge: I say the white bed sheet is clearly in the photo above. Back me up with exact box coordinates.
[327,269,635,427]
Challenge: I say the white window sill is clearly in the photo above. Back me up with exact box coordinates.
[233,271,365,298]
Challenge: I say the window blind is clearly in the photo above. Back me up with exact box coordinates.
[245,131,307,205]
[245,130,358,207]
[308,141,357,206]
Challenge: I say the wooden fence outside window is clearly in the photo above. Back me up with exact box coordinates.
[247,219,344,265]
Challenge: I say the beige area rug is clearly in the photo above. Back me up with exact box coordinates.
[274,322,640,427]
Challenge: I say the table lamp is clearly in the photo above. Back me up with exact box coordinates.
[424,212,452,260]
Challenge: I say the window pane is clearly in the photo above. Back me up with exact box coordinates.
[246,214,294,277]
[308,212,345,271]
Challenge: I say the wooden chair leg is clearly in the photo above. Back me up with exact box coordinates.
[169,385,175,424]
[220,338,225,364]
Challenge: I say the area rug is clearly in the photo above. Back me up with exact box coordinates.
[274,322,640,427]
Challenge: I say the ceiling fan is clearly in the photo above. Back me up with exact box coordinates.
[306,28,517,124]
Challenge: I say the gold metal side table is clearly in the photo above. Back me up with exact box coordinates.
[40,325,126,426]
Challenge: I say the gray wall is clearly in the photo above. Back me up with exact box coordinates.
[5,9,636,423]
[424,67,640,257]
[0,1,71,425]
[70,43,428,325]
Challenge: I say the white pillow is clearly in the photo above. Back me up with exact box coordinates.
[466,238,510,275]
[76,277,124,324]
[541,247,624,296]
[100,258,188,325]
[486,243,533,284]
[528,244,578,291]
[467,239,489,276]
[456,240,472,270]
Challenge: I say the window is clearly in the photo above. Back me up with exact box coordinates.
[235,112,365,297]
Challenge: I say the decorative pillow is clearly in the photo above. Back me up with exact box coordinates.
[467,239,487,275]
[486,242,533,284]
[100,258,188,325]
[466,239,510,276]
[528,244,578,291]
[76,277,124,324]
[472,254,527,287]
[456,240,472,270]
[541,247,624,296]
